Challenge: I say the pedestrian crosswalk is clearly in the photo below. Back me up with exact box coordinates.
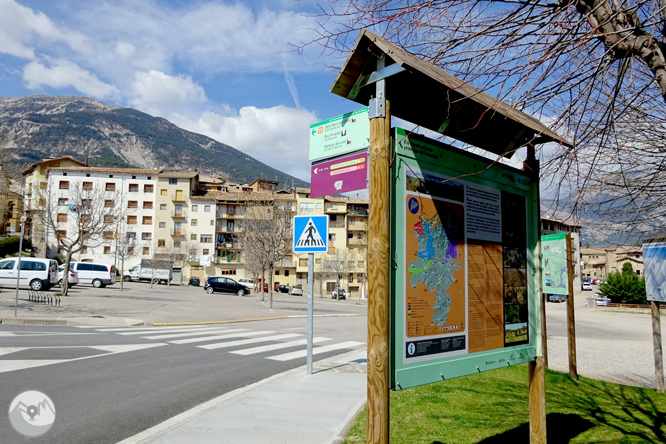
[84,324,363,362]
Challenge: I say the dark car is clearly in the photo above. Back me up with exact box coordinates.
[277,285,290,293]
[204,276,250,296]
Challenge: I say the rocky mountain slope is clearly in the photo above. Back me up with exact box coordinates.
[0,95,308,188]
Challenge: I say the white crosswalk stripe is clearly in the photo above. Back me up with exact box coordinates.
[117,326,231,336]
[142,328,247,340]
[267,341,364,361]
[169,330,275,345]
[230,337,332,356]
[198,333,301,350]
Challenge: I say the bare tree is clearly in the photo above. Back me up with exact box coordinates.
[115,229,141,291]
[37,185,123,295]
[240,197,293,308]
[305,1,666,243]
[316,248,362,295]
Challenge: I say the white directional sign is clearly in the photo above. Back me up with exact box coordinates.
[293,215,329,253]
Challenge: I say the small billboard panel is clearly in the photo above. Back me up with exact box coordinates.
[644,242,666,302]
[310,151,368,198]
[309,108,369,161]
[541,233,568,296]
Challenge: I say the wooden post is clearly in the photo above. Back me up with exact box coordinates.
[367,100,391,444]
[651,301,665,393]
[529,357,547,444]
[566,233,578,381]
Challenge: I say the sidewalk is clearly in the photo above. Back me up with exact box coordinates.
[117,348,368,444]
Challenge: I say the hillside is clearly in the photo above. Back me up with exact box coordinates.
[0,95,308,188]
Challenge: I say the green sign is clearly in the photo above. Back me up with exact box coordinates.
[391,127,540,390]
[309,108,369,161]
[541,233,568,295]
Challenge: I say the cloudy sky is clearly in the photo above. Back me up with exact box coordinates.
[0,0,363,182]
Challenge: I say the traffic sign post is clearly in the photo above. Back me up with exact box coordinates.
[293,215,329,374]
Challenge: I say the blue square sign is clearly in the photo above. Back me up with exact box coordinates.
[293,215,329,253]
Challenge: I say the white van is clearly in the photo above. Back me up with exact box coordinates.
[0,258,58,291]
[69,262,116,287]
[238,278,254,290]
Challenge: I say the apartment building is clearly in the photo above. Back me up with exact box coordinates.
[581,246,644,279]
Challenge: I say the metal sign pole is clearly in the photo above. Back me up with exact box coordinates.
[14,220,24,317]
[307,252,314,375]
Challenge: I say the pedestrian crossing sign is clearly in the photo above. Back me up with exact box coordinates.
[293,215,329,253]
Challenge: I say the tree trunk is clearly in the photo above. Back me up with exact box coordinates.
[268,265,273,309]
[62,252,73,296]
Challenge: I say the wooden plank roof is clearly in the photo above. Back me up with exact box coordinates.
[331,30,572,157]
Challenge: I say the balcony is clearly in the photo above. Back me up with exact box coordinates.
[172,192,187,202]
[170,230,186,237]
[347,221,368,231]
[172,211,187,218]
[348,209,368,216]
[216,242,238,249]
[347,237,367,247]
[216,226,241,233]
[324,204,347,214]
[217,212,244,219]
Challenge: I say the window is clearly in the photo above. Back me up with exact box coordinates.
[285,270,289,277]
[144,185,154,193]
[160,189,167,196]
[315,258,321,264]
[203,249,209,255]
[316,203,322,209]
[299,258,308,267]
[329,234,336,241]
[191,219,198,226]
[82,181,92,190]
[57,230,66,239]
[285,214,291,224]
[169,178,178,184]
[299,203,314,212]
[81,245,88,254]
[358,232,363,239]
[158,239,165,247]
[57,213,67,222]
[40,182,46,189]
[191,205,198,212]
[106,183,115,192]
[104,215,114,223]
[358,260,365,268]
[81,214,91,223]
[275,269,280,275]
[357,273,364,283]
[104,231,114,239]
[143,247,150,255]
[228,206,234,214]
[348,273,354,283]
[191,234,197,240]
[326,282,336,292]
[347,233,353,239]
[105,199,114,207]
[200,234,213,243]
[210,220,214,226]
[127,247,134,255]
[128,184,139,192]
[348,261,355,268]
[159,222,166,228]
[204,205,211,212]
[59,181,69,190]
[127,216,137,225]
[175,205,183,215]
[104,246,111,254]
[330,204,338,210]
[173,241,181,248]
[160,204,167,210]
[38,198,45,206]
[127,232,136,240]
[143,201,153,209]
[58,198,68,206]
[128,201,138,209]
[349,218,355,225]
[141,232,152,240]
[174,222,182,233]
[142,216,152,225]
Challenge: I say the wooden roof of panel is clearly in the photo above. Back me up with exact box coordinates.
[331,30,572,157]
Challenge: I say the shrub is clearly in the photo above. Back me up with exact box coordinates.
[0,235,32,257]
[598,262,647,304]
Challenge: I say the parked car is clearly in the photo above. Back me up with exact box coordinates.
[57,265,79,287]
[592,279,600,285]
[549,294,566,303]
[582,282,593,291]
[188,277,200,286]
[332,288,347,300]
[69,262,116,288]
[263,283,269,292]
[204,276,250,296]
[238,278,254,291]
[289,284,303,296]
[277,284,290,293]
[0,257,58,291]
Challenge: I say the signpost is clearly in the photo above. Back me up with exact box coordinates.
[643,242,666,392]
[310,151,368,198]
[309,108,369,162]
[293,215,329,374]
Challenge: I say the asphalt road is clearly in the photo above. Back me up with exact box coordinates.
[0,315,366,444]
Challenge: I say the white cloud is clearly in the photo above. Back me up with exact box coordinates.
[23,59,118,99]
[0,0,90,59]
[129,70,207,118]
[174,105,317,181]
[115,42,135,59]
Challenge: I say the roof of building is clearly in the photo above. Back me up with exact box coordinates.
[158,171,199,178]
[49,166,159,175]
[201,191,295,202]
[198,175,225,184]
[23,156,88,176]
[294,187,311,194]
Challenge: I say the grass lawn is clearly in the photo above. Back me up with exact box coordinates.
[344,365,666,443]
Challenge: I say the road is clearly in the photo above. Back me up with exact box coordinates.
[0,315,365,444]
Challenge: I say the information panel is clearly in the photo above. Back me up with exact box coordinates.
[391,128,540,390]
[644,242,666,302]
[541,233,569,296]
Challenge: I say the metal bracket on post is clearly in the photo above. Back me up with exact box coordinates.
[368,56,387,119]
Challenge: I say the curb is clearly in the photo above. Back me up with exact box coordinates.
[0,318,68,326]
[152,316,289,326]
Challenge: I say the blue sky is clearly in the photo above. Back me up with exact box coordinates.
[0,0,360,182]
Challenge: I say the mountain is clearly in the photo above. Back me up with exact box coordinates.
[0,95,308,188]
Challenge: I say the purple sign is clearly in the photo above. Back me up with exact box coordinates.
[310,152,368,198]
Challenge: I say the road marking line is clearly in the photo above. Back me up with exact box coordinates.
[0,347,27,357]
[99,325,222,333]
[267,341,364,361]
[116,325,230,336]
[230,337,332,356]
[169,330,275,345]
[198,333,301,350]
[143,328,247,340]
[152,316,288,326]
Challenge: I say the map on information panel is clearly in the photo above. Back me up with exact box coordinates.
[541,233,568,296]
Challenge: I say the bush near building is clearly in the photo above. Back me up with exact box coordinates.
[598,262,647,304]
[0,235,32,258]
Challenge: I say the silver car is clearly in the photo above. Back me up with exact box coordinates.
[57,265,80,287]
[289,284,303,296]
